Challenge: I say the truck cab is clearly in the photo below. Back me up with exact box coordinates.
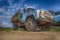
[21,7,37,22]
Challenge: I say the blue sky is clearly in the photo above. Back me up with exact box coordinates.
[0,0,60,11]
[0,0,60,27]
[0,0,60,18]
[0,0,60,17]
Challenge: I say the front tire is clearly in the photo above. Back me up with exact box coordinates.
[25,18,37,31]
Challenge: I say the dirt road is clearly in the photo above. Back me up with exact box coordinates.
[0,31,60,40]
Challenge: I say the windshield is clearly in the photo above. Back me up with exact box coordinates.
[27,8,35,14]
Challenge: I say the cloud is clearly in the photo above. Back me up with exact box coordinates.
[5,0,26,16]
[0,16,11,18]
[0,0,26,28]
[0,6,5,12]
[54,6,60,11]
[0,0,2,1]
[52,2,60,11]
[2,22,13,28]
[0,6,7,16]
[8,0,13,5]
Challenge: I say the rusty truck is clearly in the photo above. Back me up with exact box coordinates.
[11,6,54,31]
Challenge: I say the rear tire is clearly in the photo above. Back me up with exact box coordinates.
[25,18,37,31]
[42,25,51,31]
[45,26,51,31]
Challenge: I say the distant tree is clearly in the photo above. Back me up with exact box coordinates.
[48,10,55,16]
[55,11,60,15]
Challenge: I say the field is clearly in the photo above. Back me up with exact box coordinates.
[0,26,60,40]
[0,31,60,40]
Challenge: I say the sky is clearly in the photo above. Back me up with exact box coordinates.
[0,0,60,16]
[0,0,60,28]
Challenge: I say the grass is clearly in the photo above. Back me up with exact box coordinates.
[17,28,25,31]
[0,28,13,32]
[0,28,25,32]
[50,26,60,32]
[0,26,60,32]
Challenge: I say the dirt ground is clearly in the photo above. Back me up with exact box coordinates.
[0,31,60,40]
